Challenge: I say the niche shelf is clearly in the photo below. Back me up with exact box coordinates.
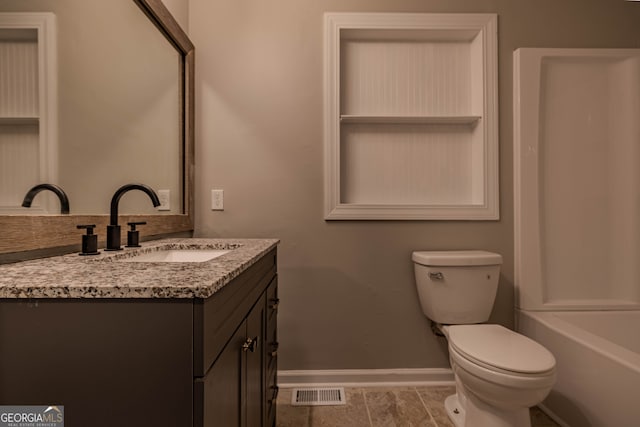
[324,13,499,220]
[340,115,481,125]
[0,117,39,125]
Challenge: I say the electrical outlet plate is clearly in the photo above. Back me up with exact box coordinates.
[157,189,170,211]
[211,189,224,210]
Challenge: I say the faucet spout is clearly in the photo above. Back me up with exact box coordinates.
[109,183,161,226]
[106,183,161,251]
[22,184,70,214]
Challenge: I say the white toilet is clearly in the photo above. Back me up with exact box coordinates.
[412,250,556,427]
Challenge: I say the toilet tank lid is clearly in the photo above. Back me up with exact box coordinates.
[412,250,503,266]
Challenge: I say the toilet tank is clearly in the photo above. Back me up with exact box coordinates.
[412,251,503,324]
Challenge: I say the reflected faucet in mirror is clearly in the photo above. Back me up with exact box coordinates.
[105,184,160,251]
[21,184,70,215]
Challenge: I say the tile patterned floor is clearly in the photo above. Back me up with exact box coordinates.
[276,386,561,427]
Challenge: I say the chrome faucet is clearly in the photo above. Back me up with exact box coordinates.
[105,184,160,251]
[22,183,70,214]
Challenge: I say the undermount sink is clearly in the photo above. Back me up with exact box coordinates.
[120,249,230,263]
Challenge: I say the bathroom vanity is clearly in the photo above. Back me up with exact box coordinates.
[0,238,279,427]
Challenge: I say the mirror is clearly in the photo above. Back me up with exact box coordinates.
[0,0,194,257]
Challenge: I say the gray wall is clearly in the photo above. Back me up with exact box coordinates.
[189,0,640,370]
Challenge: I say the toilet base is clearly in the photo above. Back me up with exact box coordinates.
[444,392,532,427]
[444,394,465,427]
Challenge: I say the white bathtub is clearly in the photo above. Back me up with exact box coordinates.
[517,310,640,427]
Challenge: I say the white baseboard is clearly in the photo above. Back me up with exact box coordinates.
[277,368,455,388]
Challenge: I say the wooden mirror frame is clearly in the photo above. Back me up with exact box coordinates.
[0,0,194,261]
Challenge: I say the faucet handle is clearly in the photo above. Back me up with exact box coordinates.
[126,221,147,248]
[77,224,96,233]
[127,221,147,231]
[76,224,99,256]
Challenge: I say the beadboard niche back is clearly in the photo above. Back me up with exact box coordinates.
[324,13,499,220]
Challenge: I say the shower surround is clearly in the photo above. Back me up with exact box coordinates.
[514,48,640,427]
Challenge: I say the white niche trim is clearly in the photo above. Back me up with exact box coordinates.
[324,13,499,220]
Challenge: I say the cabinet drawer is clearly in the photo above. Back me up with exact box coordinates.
[267,340,278,373]
[266,279,279,324]
[265,280,278,380]
[265,279,278,427]
[267,314,277,359]
[193,249,277,377]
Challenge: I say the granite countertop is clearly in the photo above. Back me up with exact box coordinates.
[0,238,279,299]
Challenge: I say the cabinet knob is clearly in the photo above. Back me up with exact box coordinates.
[269,298,280,311]
[270,342,279,357]
[242,336,259,352]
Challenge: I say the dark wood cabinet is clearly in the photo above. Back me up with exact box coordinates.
[0,249,278,427]
[195,292,269,427]
[193,248,277,427]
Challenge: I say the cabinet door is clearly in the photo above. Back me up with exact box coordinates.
[196,295,267,427]
[245,294,266,427]
[196,322,246,427]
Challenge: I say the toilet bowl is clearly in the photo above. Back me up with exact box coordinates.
[443,324,556,427]
[412,251,556,427]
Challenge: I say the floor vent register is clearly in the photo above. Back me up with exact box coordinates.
[291,387,346,406]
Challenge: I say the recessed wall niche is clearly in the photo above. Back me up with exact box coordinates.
[324,13,499,220]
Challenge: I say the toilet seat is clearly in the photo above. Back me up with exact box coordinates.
[449,344,556,391]
[447,324,556,375]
